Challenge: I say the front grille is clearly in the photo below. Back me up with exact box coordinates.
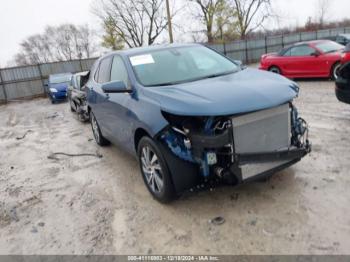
[231,104,291,154]
[55,91,67,99]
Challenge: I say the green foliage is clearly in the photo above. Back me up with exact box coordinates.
[101,17,124,51]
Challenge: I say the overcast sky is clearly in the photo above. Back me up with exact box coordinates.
[0,0,349,66]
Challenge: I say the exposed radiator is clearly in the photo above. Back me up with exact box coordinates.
[232,104,291,154]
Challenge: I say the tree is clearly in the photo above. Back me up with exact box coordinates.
[316,0,330,28]
[101,17,124,50]
[189,0,230,43]
[231,0,271,39]
[94,0,171,48]
[13,24,98,66]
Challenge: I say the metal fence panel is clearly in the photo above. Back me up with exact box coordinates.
[81,58,97,71]
[208,43,225,53]
[0,86,5,102]
[247,39,265,49]
[226,50,246,62]
[226,41,246,51]
[40,60,81,77]
[283,33,301,45]
[301,31,317,41]
[247,48,266,62]
[4,80,43,100]
[1,65,40,82]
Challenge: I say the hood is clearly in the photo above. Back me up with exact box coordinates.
[142,68,298,116]
[49,83,68,92]
[262,52,278,59]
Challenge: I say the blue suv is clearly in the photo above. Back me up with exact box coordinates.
[86,44,311,203]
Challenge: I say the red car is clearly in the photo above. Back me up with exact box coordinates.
[260,40,347,79]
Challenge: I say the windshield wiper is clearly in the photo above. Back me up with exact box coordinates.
[202,70,237,79]
[149,81,181,87]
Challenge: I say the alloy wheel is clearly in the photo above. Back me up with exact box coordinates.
[141,146,164,194]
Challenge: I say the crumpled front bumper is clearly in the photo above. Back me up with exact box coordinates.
[158,103,311,193]
[159,139,311,193]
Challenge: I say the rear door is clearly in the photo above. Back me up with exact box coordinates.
[88,56,113,133]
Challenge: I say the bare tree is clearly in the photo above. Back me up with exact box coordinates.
[94,0,171,48]
[13,24,98,66]
[189,0,230,43]
[231,0,271,39]
[316,0,330,28]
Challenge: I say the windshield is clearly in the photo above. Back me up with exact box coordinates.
[129,46,239,86]
[49,74,72,84]
[316,41,344,54]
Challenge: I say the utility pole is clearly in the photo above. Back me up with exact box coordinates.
[165,0,174,43]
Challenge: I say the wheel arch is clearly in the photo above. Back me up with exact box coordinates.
[331,60,341,77]
[268,65,282,73]
[134,128,151,152]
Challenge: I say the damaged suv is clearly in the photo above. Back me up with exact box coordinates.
[86,44,311,203]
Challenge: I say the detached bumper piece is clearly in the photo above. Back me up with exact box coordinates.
[159,103,311,193]
[231,146,310,182]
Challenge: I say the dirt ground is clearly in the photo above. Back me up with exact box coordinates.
[0,78,349,255]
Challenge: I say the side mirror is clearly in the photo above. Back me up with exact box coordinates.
[101,81,132,94]
[311,52,320,57]
[233,60,247,69]
[44,80,49,87]
[234,60,242,66]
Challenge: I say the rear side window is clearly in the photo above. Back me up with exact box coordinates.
[96,57,113,83]
[111,56,130,87]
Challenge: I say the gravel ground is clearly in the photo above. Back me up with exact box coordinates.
[0,78,349,255]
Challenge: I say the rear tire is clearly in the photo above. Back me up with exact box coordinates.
[137,136,176,203]
[90,111,110,146]
[269,66,281,75]
[331,62,341,80]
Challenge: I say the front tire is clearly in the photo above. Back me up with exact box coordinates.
[331,62,341,80]
[90,111,110,146]
[137,136,176,203]
[269,66,281,75]
[69,99,76,112]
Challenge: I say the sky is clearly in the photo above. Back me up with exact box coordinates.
[0,0,349,66]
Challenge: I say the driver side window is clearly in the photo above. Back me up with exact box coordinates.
[288,45,315,56]
[111,56,130,88]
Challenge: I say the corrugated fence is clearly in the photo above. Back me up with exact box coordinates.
[0,58,97,103]
[1,26,350,103]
